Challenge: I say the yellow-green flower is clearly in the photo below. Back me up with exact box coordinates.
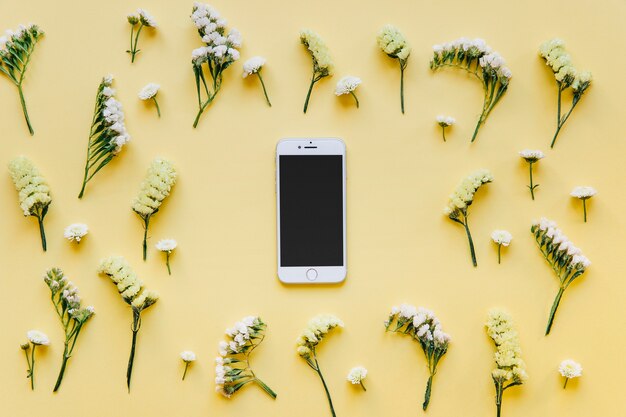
[300,29,333,114]
[377,25,410,114]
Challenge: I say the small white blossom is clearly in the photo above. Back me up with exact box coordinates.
[242,56,266,78]
[27,330,50,346]
[347,366,368,385]
[64,223,89,243]
[436,115,455,127]
[180,351,197,362]
[570,186,597,199]
[138,83,160,100]
[137,9,157,27]
[519,149,545,163]
[335,76,361,96]
[156,239,177,252]
[559,359,582,379]
[491,230,512,246]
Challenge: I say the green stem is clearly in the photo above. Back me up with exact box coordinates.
[53,344,70,392]
[127,309,141,392]
[471,109,486,143]
[142,216,150,261]
[257,72,271,107]
[37,214,47,252]
[30,345,36,390]
[463,217,477,267]
[359,381,367,392]
[18,85,34,135]
[303,73,317,114]
[254,377,278,399]
[182,362,189,381]
[399,61,405,114]
[545,287,565,335]
[528,162,536,200]
[495,384,503,417]
[152,97,161,117]
[349,91,359,108]
[314,357,337,417]
[131,24,144,63]
[582,199,587,223]
[441,126,446,142]
[23,346,33,388]
[497,244,502,264]
[563,377,569,389]
[423,374,434,410]
[166,252,171,275]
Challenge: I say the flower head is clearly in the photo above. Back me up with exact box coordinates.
[98,256,159,311]
[559,359,582,379]
[137,9,157,27]
[181,351,197,363]
[242,56,266,78]
[570,186,597,199]
[296,314,343,359]
[127,14,139,25]
[335,76,361,96]
[138,83,160,100]
[156,239,177,252]
[300,29,333,76]
[377,25,410,62]
[519,149,545,163]
[64,223,88,243]
[27,330,50,346]
[486,309,527,385]
[347,366,367,384]
[491,230,512,246]
[132,158,177,218]
[191,3,241,67]
[436,115,455,127]
[444,169,494,218]
[9,156,51,217]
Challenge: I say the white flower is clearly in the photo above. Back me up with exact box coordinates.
[27,330,50,346]
[559,359,582,379]
[138,83,160,100]
[137,8,157,27]
[156,239,177,252]
[180,351,197,362]
[347,366,367,384]
[335,76,361,96]
[570,186,597,199]
[519,149,545,163]
[64,223,89,243]
[436,115,455,127]
[102,87,116,97]
[242,56,265,78]
[491,230,512,246]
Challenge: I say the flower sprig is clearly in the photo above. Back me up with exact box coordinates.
[132,158,177,260]
[531,218,591,335]
[346,367,367,391]
[385,304,450,411]
[570,186,596,222]
[519,150,545,200]
[64,223,88,243]
[297,314,343,417]
[377,25,410,114]
[44,268,95,392]
[156,239,177,275]
[78,75,130,198]
[243,56,271,107]
[444,169,494,267]
[300,29,333,114]
[126,9,157,63]
[491,230,512,264]
[180,351,196,381]
[138,83,161,117]
[9,156,51,251]
[215,316,276,399]
[486,309,527,417]
[559,359,582,389]
[539,39,592,148]
[335,76,361,108]
[98,256,159,391]
[190,3,241,128]
[431,38,511,142]
[21,330,49,390]
[0,24,44,135]
[436,115,455,141]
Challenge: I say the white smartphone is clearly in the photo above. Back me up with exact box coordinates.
[276,138,347,284]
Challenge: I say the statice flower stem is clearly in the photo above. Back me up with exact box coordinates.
[254,377,278,399]
[18,86,34,135]
[37,214,47,251]
[127,309,141,392]
[182,362,190,381]
[25,345,36,390]
[257,72,271,107]
[303,73,317,114]
[545,287,565,335]
[582,200,587,223]
[129,24,144,63]
[423,374,433,411]
[461,215,477,267]
[53,345,69,392]
[399,62,405,114]
[314,355,337,417]
[152,97,161,117]
[142,216,150,261]
[349,91,359,108]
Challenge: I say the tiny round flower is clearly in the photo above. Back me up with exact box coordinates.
[559,359,582,388]
[127,14,139,25]
[436,115,455,127]
[20,343,30,350]
[347,366,368,385]
[519,149,545,163]
[64,223,89,243]
[242,56,266,78]
[570,186,597,199]
[27,330,50,346]
[180,351,197,363]
[137,9,157,27]
[156,239,177,252]
[335,76,362,96]
[138,83,160,100]
[491,230,512,246]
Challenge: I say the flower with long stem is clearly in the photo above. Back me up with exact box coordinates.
[377,25,410,114]
[43,268,95,392]
[156,239,177,275]
[486,309,527,417]
[9,156,51,251]
[243,56,271,107]
[300,29,333,113]
[559,359,582,389]
[335,76,361,108]
[519,150,544,200]
[180,351,196,381]
[98,256,159,391]
[78,75,130,198]
[570,186,596,223]
[64,223,88,243]
[346,367,367,391]
[531,218,590,335]
[431,38,511,142]
[385,304,450,411]
[138,83,161,117]
[491,230,512,264]
[190,3,241,128]
[216,316,277,399]
[132,159,177,261]
[539,39,591,148]
[297,314,343,417]
[126,9,157,63]
[444,169,494,267]
[22,330,50,390]
[0,24,44,135]
[436,115,455,141]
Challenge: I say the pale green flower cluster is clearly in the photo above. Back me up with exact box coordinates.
[98,256,159,310]
[9,156,51,217]
[486,309,527,385]
[300,29,333,75]
[296,314,343,359]
[377,25,410,61]
[444,169,493,218]
[539,39,592,93]
[132,158,177,217]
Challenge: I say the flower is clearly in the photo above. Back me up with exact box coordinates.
[64,223,88,243]
[519,149,545,200]
[27,330,50,346]
[138,83,161,117]
[23,329,50,390]
[8,156,52,251]
[137,9,157,27]
[444,169,494,267]
[98,256,159,390]
[78,76,130,198]
[486,309,527,417]
[386,304,450,410]
[531,218,590,334]
[180,350,196,380]
[156,239,177,275]
[540,39,592,148]
[436,115,455,141]
[377,25,410,113]
[300,29,333,113]
[215,316,276,398]
[570,186,596,223]
[347,366,368,391]
[559,359,582,388]
[242,56,272,107]
[491,230,512,264]
[0,24,44,135]
[132,159,177,260]
[431,38,511,142]
[127,9,157,62]
[335,76,361,108]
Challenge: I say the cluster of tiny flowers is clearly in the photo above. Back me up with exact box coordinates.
[64,223,88,243]
[539,39,591,93]
[486,309,528,385]
[132,159,177,218]
[44,268,95,323]
[128,9,157,27]
[300,30,333,75]
[138,83,159,100]
[559,359,582,379]
[100,76,131,154]
[432,38,511,82]
[347,366,367,384]
[296,314,344,359]
[242,56,266,77]
[27,330,50,346]
[156,239,177,252]
[335,76,361,96]
[570,186,597,199]
[181,351,197,362]
[191,3,241,66]
[531,217,591,270]
[377,25,410,61]
[387,304,451,348]
[444,169,494,217]
[491,230,512,246]
[519,149,545,163]
[0,24,42,59]
[8,156,51,217]
[98,256,159,310]
[436,115,455,127]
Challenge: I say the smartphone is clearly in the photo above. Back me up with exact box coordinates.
[276,138,347,284]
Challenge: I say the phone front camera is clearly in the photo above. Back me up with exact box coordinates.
[298,146,301,149]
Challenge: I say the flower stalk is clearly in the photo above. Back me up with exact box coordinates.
[126,10,157,63]
[300,29,333,113]
[377,25,410,114]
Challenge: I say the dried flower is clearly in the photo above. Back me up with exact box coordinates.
[138,83,161,117]
[22,330,49,390]
[27,330,49,346]
[0,24,44,135]
[98,256,159,391]
[180,351,196,380]
[243,56,271,107]
[126,9,157,62]
[570,186,596,222]
[431,38,511,142]
[444,169,494,267]
[519,150,545,200]
[436,115,455,141]
[132,159,177,260]
[335,76,361,108]
[8,156,51,251]
[491,230,512,264]
[559,359,582,388]
[386,304,450,410]
[377,25,410,114]
[347,366,367,391]
[531,218,590,334]
[156,239,177,275]
[64,223,88,243]
[300,29,333,113]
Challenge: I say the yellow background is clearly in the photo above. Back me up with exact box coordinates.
[1,0,624,416]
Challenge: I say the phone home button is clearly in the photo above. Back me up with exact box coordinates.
[306,268,318,281]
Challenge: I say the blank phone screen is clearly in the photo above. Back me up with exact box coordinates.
[279,155,343,267]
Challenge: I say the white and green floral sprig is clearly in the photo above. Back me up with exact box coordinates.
[436,115,455,141]
[559,359,582,389]
[377,25,410,114]
[486,309,527,417]
[156,239,177,275]
[335,76,361,108]
[531,218,591,335]
[126,9,157,63]
[444,169,494,267]
[491,230,512,264]
[78,75,130,199]
[346,366,367,391]
[139,83,161,117]
[519,150,545,200]
[300,29,333,114]
[431,38,511,142]
[570,186,596,223]
[21,330,49,390]
[385,304,450,411]
[132,159,177,261]
[9,156,51,251]
[0,24,44,135]
[539,39,592,148]
[190,3,241,128]
[215,316,277,399]
[43,268,95,392]
[243,56,271,107]
[64,223,88,243]
[98,256,159,391]
[297,314,343,417]
[180,351,196,381]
